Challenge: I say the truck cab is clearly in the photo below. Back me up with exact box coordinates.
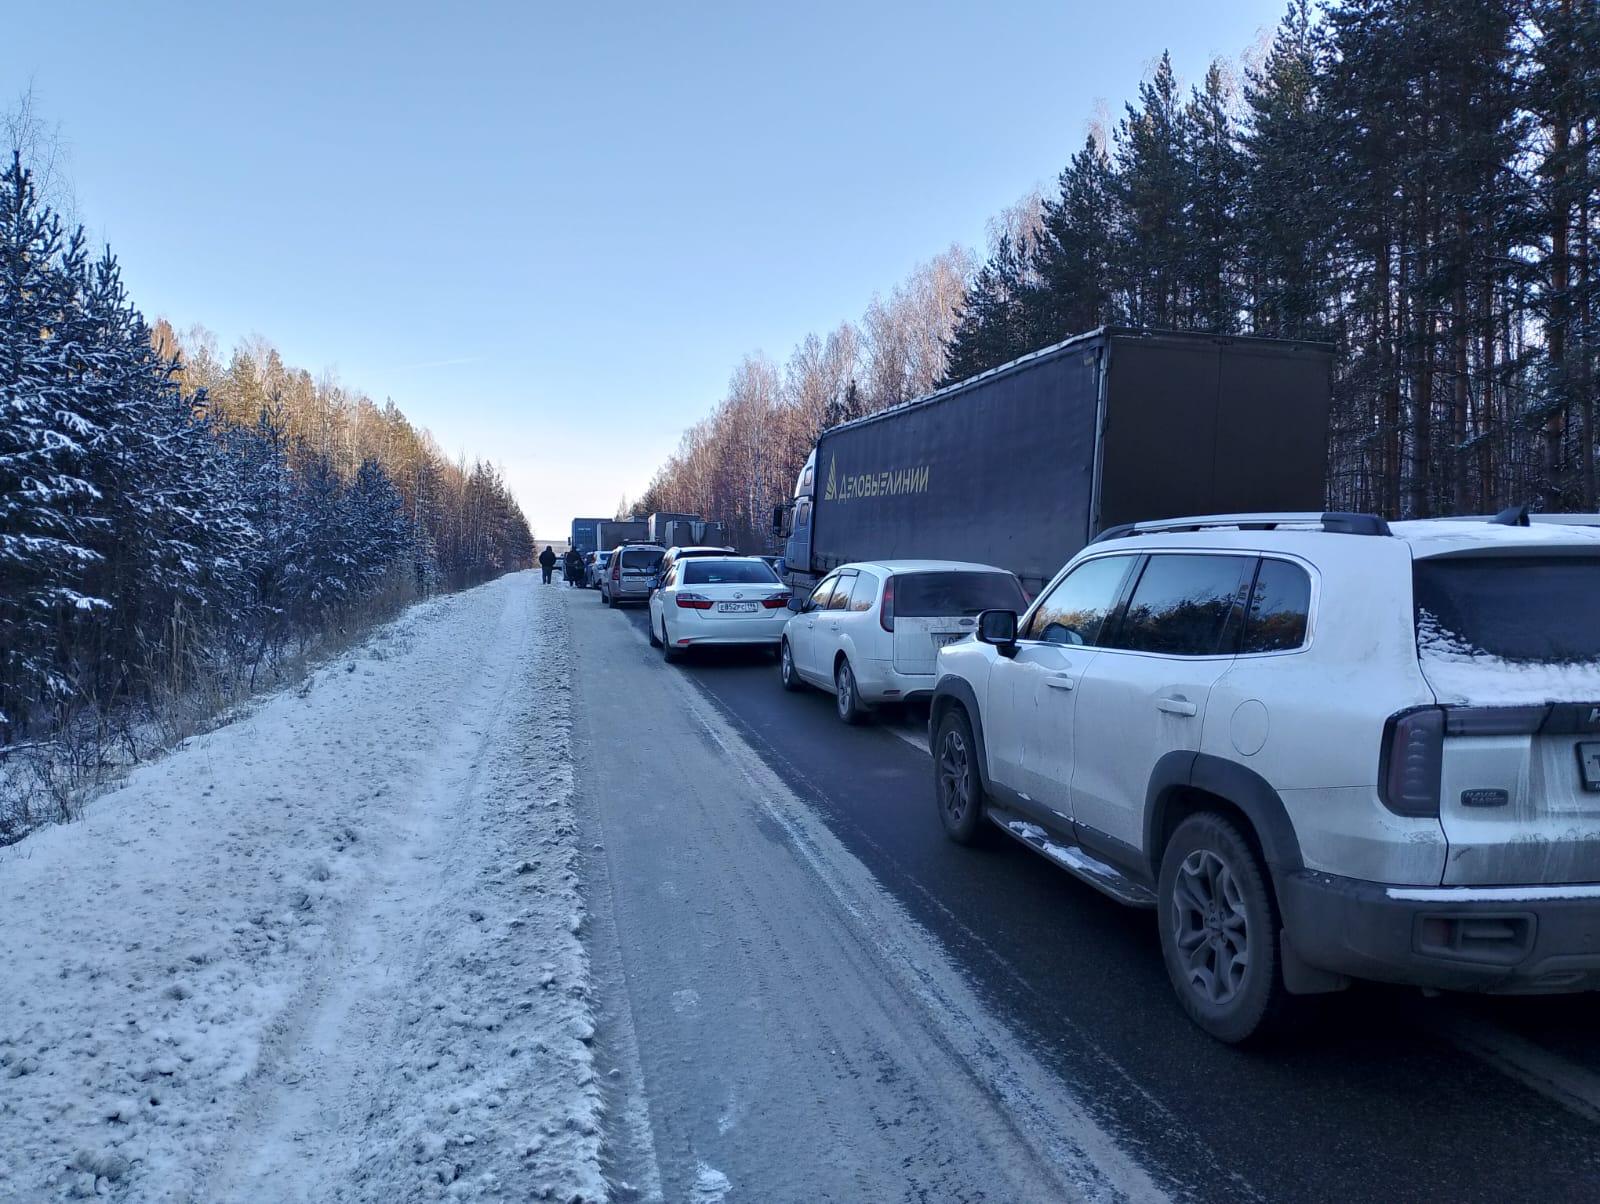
[774,451,817,593]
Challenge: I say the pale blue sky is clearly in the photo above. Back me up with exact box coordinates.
[6,0,1286,537]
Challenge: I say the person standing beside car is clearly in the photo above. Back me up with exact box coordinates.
[539,545,557,584]
[564,547,584,587]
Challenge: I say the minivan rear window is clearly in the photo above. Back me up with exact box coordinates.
[1415,556,1600,663]
[621,549,661,571]
[894,572,1025,618]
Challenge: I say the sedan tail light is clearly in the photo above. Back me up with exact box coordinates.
[762,593,791,609]
[675,592,714,610]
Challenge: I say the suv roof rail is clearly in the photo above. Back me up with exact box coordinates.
[1093,511,1392,543]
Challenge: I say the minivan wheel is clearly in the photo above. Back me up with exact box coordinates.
[607,588,618,609]
[779,640,803,691]
[934,708,986,844]
[1158,812,1289,1044]
[834,659,866,724]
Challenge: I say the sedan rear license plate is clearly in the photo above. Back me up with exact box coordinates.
[1579,742,1600,792]
[718,602,758,614]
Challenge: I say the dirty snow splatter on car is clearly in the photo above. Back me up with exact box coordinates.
[0,573,604,1203]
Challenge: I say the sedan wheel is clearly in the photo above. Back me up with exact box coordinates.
[648,614,662,647]
[661,618,683,663]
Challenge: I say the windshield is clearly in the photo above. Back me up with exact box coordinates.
[683,560,780,585]
[1415,556,1600,663]
[894,571,1026,618]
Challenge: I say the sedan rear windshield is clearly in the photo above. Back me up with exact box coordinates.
[894,571,1025,618]
[682,560,779,585]
[620,549,661,571]
[1415,556,1600,663]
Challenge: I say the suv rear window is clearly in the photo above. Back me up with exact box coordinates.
[683,560,779,585]
[1415,556,1600,663]
[894,572,1025,618]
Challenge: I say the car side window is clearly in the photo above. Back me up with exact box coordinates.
[1107,554,1254,656]
[1021,555,1136,645]
[849,573,877,613]
[823,570,858,611]
[808,574,839,611]
[1240,559,1312,653]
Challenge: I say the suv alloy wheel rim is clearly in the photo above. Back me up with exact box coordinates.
[939,730,971,823]
[1171,849,1250,1006]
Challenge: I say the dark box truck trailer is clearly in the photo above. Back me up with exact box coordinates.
[776,327,1333,596]
[569,517,608,556]
[597,519,650,550]
[648,513,701,548]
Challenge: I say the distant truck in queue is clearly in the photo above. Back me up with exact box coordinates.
[647,512,734,550]
[569,517,610,556]
[597,518,650,551]
[773,326,1334,597]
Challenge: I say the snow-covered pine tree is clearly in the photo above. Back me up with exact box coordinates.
[0,153,104,731]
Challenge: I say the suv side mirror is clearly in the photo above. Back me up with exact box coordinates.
[977,609,1019,657]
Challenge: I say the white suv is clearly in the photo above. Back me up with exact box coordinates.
[929,511,1600,1042]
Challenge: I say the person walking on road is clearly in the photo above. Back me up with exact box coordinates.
[539,545,557,584]
[564,548,585,588]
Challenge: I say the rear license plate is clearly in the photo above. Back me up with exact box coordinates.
[933,633,965,647]
[1579,742,1600,792]
[718,602,758,614]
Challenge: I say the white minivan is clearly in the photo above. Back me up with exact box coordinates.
[779,561,1026,723]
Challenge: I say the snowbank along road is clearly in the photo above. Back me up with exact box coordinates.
[0,574,603,1203]
[8,573,1600,1202]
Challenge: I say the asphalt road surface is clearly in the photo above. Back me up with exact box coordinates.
[566,584,1600,1203]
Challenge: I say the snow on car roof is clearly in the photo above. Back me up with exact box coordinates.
[1392,518,1600,556]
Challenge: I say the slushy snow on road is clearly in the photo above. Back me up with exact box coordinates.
[0,573,604,1203]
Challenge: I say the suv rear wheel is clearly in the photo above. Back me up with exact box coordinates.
[1157,812,1289,1043]
[934,708,987,844]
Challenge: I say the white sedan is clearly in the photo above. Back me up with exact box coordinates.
[648,556,792,663]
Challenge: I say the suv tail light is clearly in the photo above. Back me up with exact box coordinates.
[761,593,791,609]
[675,592,714,610]
[880,576,895,633]
[1380,707,1445,817]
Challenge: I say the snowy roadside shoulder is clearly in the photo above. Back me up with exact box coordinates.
[0,573,604,1203]
[332,582,606,1204]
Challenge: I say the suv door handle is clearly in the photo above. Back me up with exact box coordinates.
[1157,697,1197,717]
[1043,675,1075,691]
